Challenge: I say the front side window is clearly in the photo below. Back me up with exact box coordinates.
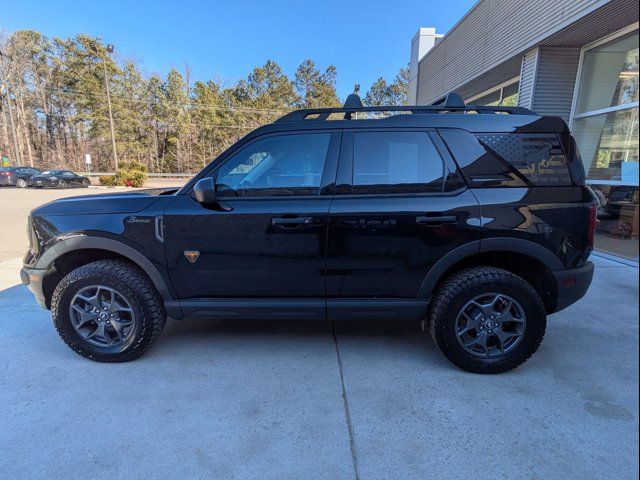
[215,133,331,197]
[352,131,446,194]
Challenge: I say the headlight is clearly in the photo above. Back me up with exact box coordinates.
[27,216,40,255]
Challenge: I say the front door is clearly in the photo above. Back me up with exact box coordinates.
[164,131,340,301]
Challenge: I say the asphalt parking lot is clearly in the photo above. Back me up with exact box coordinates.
[1,187,638,479]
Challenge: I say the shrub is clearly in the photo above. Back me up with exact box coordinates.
[113,162,148,187]
[98,175,117,186]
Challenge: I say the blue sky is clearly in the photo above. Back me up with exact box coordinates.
[3,0,476,98]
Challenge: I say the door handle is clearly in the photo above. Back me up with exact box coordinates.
[271,216,314,227]
[416,215,457,225]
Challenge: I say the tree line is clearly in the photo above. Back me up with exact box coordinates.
[0,30,408,173]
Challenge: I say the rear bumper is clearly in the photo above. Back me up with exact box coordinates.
[553,261,595,312]
[20,267,48,309]
[0,177,15,186]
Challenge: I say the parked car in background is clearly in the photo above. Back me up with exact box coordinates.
[0,166,42,188]
[29,170,91,189]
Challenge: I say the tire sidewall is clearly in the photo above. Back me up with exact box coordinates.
[17,178,27,188]
[432,276,546,373]
[53,271,150,360]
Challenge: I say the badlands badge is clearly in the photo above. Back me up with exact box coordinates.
[184,250,200,263]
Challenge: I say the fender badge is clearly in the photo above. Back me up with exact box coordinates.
[184,250,200,263]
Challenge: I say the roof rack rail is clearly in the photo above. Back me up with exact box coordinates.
[276,103,535,123]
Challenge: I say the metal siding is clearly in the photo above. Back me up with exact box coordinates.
[416,0,623,104]
[532,47,581,121]
[518,48,540,109]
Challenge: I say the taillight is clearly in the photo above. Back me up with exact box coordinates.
[588,203,598,248]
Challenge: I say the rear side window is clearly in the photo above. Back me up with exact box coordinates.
[352,131,446,194]
[440,129,574,187]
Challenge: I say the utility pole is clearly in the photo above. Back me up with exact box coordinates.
[94,39,118,171]
[0,50,21,165]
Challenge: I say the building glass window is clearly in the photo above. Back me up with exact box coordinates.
[575,33,638,114]
[469,81,519,107]
[572,30,639,261]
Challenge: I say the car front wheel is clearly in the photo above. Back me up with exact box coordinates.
[51,260,167,362]
[426,267,546,374]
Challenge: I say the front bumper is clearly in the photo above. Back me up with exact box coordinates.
[29,179,56,187]
[20,267,48,309]
[553,261,595,312]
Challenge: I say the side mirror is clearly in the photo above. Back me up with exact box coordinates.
[193,177,217,204]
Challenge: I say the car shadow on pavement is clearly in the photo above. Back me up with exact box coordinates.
[2,282,444,368]
[155,315,446,366]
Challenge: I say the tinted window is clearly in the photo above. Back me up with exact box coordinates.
[216,133,331,197]
[352,131,445,194]
[440,129,574,187]
[62,171,76,177]
[477,133,573,185]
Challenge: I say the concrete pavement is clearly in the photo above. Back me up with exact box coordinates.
[0,254,638,479]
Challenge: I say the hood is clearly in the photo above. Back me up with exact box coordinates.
[32,187,179,216]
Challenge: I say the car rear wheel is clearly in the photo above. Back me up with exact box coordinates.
[16,178,27,188]
[425,267,546,374]
[58,180,67,189]
[51,260,167,362]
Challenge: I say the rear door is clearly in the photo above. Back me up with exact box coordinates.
[164,130,341,303]
[326,128,482,303]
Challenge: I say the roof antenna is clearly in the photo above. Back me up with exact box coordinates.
[344,84,363,119]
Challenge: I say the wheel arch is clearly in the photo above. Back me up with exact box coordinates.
[418,238,561,313]
[38,237,173,308]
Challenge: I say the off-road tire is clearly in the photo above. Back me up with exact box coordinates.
[426,267,546,374]
[51,260,166,362]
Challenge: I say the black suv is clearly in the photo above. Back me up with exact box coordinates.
[21,93,596,373]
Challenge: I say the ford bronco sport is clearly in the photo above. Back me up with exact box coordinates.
[21,93,596,373]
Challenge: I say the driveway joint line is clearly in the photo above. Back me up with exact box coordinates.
[332,320,361,480]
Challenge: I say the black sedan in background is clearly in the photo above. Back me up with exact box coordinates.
[0,166,42,187]
[29,170,91,189]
